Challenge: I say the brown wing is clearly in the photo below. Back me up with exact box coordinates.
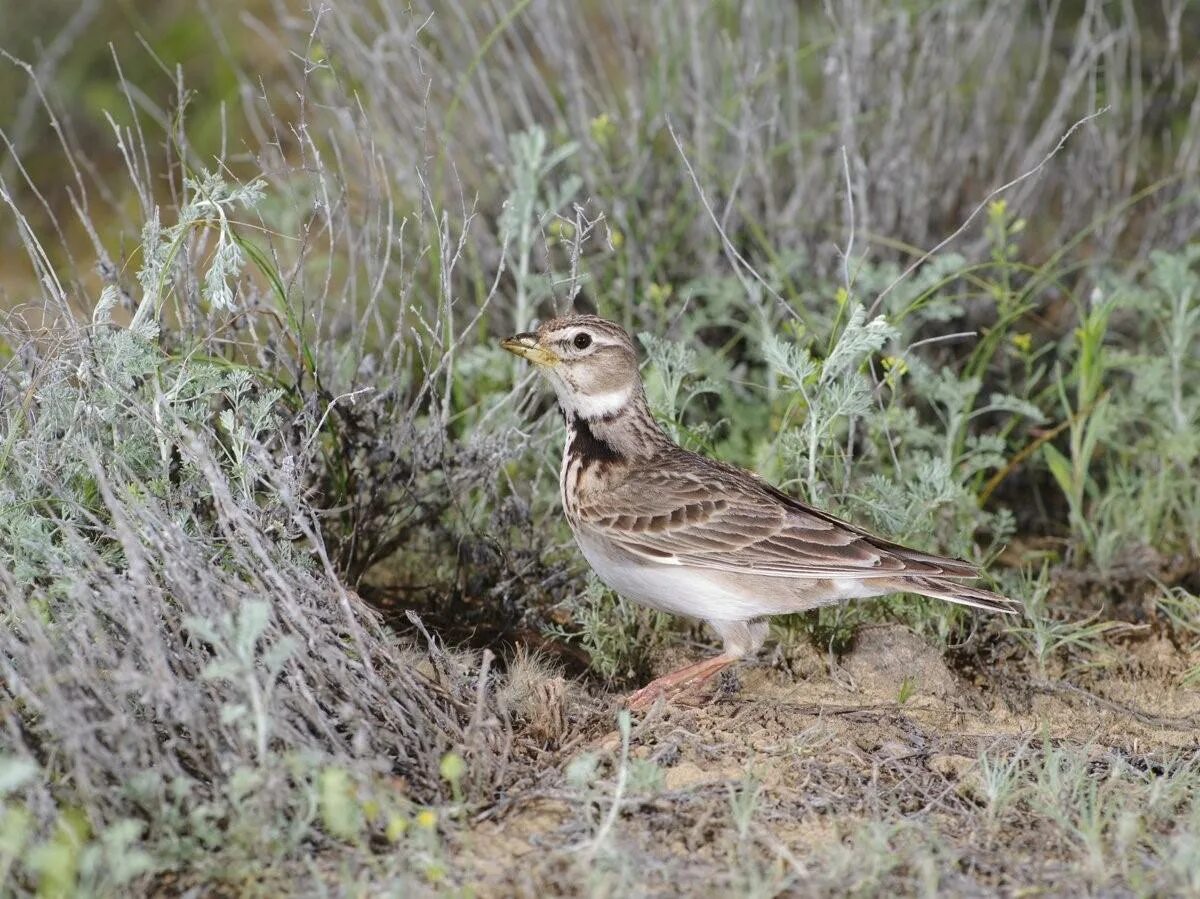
[575,452,980,580]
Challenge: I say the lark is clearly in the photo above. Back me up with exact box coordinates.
[503,314,1018,709]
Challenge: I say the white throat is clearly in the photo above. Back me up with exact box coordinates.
[555,383,632,421]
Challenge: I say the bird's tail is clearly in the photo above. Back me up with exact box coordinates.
[901,576,1022,615]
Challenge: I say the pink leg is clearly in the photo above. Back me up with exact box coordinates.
[625,654,737,711]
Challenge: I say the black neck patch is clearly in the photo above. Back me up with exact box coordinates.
[569,414,622,463]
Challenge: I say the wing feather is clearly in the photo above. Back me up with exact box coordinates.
[575,452,981,580]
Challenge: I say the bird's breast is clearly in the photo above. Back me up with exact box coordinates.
[560,421,623,525]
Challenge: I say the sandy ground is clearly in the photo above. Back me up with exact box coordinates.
[458,626,1200,896]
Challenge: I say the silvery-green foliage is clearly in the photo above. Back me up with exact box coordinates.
[857,360,1023,559]
[547,574,671,684]
[131,170,264,330]
[1090,245,1200,556]
[767,303,898,499]
[500,127,582,325]
[185,601,298,762]
[193,172,265,311]
[908,361,1043,466]
[498,128,581,242]
[214,370,286,500]
[874,252,970,325]
[0,163,504,893]
[820,305,898,384]
[762,331,818,387]
[1121,246,1200,443]
[638,332,721,446]
[0,325,281,586]
[0,757,37,796]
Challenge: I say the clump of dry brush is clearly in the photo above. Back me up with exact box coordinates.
[0,164,528,890]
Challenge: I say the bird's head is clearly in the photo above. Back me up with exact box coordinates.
[501,314,642,420]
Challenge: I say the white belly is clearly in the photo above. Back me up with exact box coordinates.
[574,531,780,621]
[573,530,885,623]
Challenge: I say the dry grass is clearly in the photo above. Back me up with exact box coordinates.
[458,627,1200,896]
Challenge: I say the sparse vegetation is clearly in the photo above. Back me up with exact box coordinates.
[1,0,1198,895]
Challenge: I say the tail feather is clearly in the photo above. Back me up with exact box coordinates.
[902,576,1021,615]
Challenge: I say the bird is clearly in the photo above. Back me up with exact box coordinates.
[502,314,1019,709]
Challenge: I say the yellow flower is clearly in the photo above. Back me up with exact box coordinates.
[386,814,408,842]
[590,113,617,146]
[416,809,437,830]
[440,752,465,783]
[647,282,673,305]
[1011,332,1033,353]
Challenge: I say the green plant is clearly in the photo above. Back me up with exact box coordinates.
[1006,569,1126,676]
[1043,290,1116,556]
[1157,586,1200,685]
[499,127,583,333]
[548,575,675,684]
[977,742,1027,826]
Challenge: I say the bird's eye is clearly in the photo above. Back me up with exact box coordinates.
[573,332,592,350]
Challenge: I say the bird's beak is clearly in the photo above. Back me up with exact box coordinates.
[501,331,559,366]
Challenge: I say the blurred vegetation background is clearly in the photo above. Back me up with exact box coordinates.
[3,0,1198,303]
[1,0,275,301]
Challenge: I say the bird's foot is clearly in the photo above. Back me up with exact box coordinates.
[624,654,736,711]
